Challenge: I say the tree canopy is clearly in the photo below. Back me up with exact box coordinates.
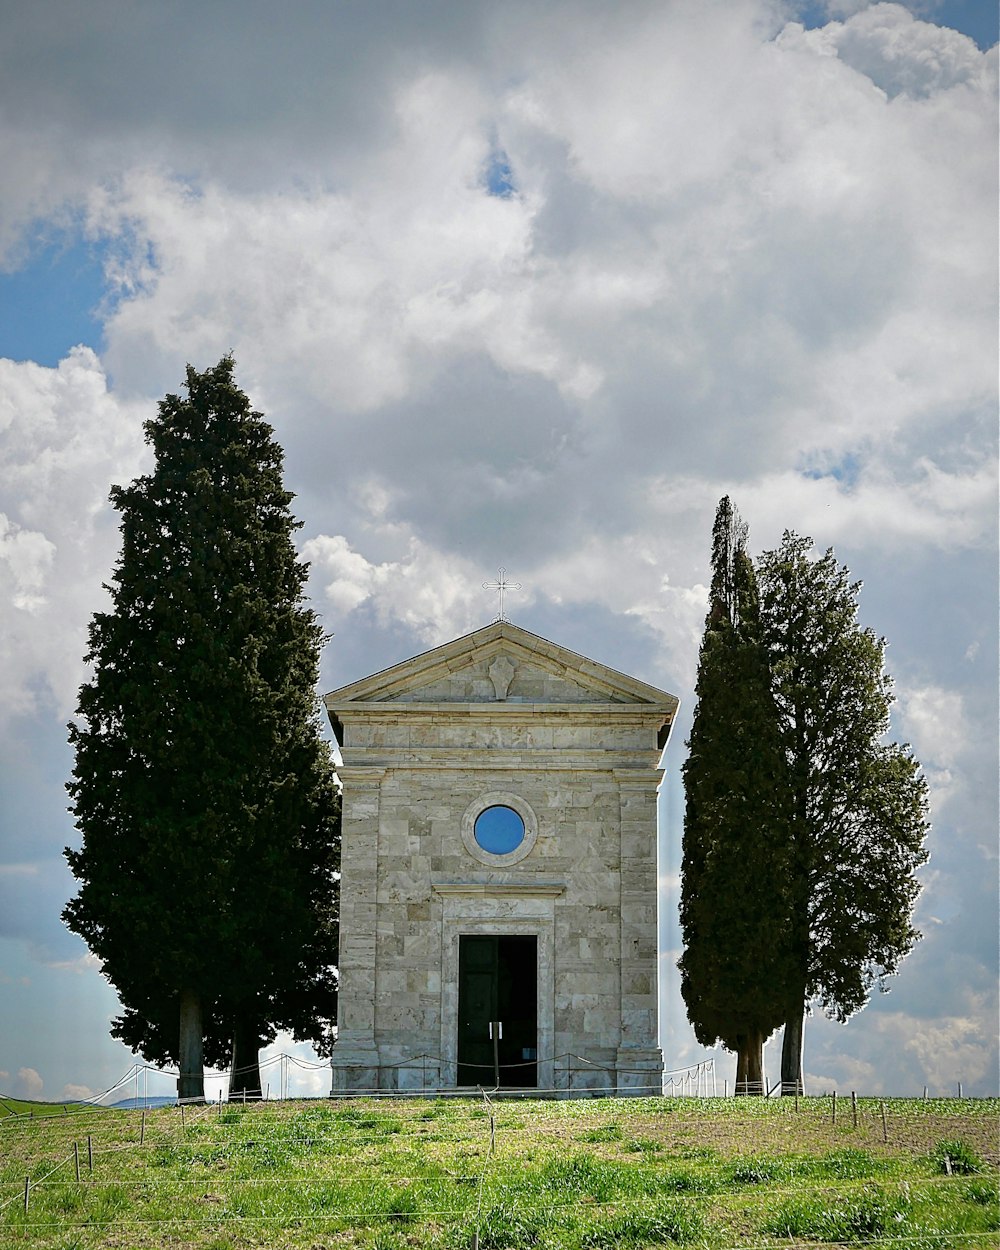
[679,497,796,1092]
[64,357,340,1101]
[756,532,929,1089]
[680,503,929,1094]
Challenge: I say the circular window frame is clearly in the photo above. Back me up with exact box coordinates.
[461,792,538,866]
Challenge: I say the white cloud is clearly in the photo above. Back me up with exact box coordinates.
[304,531,484,646]
[61,1083,93,1101]
[898,684,966,770]
[15,1067,43,1099]
[0,518,55,612]
[803,3,992,98]
[877,1004,996,1091]
[0,349,148,721]
[46,952,103,976]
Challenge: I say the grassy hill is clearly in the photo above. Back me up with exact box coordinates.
[0,1096,96,1119]
[1,1094,996,1247]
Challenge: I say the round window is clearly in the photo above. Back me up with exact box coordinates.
[473,805,526,855]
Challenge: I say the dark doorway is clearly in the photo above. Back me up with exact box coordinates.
[457,935,537,1087]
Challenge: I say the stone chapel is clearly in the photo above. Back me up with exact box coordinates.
[325,620,678,1093]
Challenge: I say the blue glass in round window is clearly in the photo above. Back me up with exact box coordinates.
[474,805,526,855]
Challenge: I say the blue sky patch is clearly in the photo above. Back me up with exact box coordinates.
[484,151,516,199]
[799,452,862,488]
[0,233,107,365]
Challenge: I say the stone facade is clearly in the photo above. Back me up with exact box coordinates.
[325,621,677,1094]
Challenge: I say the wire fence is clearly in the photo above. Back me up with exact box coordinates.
[1,1089,996,1246]
[0,1052,717,1119]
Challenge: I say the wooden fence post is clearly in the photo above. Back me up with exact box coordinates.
[851,1091,858,1129]
[87,1135,93,1172]
[831,1091,837,1124]
[74,1141,81,1182]
[880,1102,888,1143]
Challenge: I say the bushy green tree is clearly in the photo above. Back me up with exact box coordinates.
[64,358,340,1102]
[679,498,796,1093]
[757,533,929,1093]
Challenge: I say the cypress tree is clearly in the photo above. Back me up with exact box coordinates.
[757,533,929,1093]
[679,498,795,1093]
[64,357,340,1102]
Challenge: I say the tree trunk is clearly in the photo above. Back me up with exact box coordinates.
[780,1004,805,1095]
[734,1029,765,1095]
[735,1036,748,1093]
[177,989,205,1103]
[230,1012,263,1100]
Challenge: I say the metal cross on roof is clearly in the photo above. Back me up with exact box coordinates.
[483,567,521,623]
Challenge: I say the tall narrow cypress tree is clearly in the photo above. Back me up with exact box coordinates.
[679,498,795,1093]
[757,533,929,1092]
[64,357,340,1102]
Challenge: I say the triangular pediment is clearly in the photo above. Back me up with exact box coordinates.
[325,621,678,712]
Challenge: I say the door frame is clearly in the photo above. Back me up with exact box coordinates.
[433,884,562,1090]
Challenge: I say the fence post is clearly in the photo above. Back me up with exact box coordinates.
[831,1091,837,1124]
[880,1102,888,1143]
[140,1109,146,1146]
[87,1135,93,1172]
[957,1082,963,1099]
[23,1176,29,1213]
[851,1091,857,1129]
[491,1021,500,1090]
[74,1141,81,1182]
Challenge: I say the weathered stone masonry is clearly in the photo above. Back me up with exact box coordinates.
[325,621,677,1093]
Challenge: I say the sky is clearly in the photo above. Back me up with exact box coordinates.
[0,0,996,1105]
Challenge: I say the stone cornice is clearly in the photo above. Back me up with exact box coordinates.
[333,701,674,720]
[431,882,566,898]
[336,754,666,774]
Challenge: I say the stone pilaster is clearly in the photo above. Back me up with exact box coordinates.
[615,768,664,1093]
[330,766,385,1091]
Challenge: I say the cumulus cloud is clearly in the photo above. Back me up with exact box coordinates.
[0,349,148,721]
[899,684,966,767]
[15,1067,43,1099]
[877,1005,996,1091]
[304,531,485,646]
[61,1083,94,1101]
[801,3,993,98]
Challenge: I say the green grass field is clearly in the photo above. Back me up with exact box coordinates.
[1,1094,996,1248]
[0,1096,96,1120]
